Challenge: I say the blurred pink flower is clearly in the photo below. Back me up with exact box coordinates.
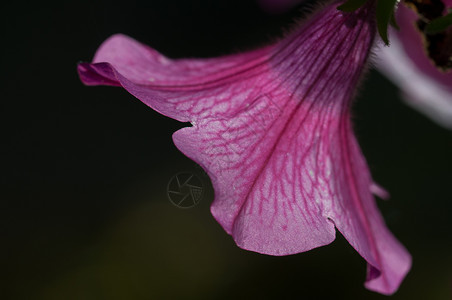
[375,2,452,129]
[78,1,410,295]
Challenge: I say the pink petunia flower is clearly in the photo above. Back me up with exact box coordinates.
[375,1,452,129]
[78,1,411,295]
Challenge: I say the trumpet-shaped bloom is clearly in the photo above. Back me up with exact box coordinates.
[78,1,410,295]
[376,2,452,129]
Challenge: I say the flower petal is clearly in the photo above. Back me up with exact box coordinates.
[78,2,411,294]
[370,182,390,200]
[395,4,452,86]
[376,35,452,129]
[375,4,452,129]
[78,34,273,123]
[327,124,411,294]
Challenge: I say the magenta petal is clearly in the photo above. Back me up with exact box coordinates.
[78,2,411,295]
[375,4,452,129]
[395,4,452,89]
[78,34,273,123]
[327,129,411,294]
[370,182,390,200]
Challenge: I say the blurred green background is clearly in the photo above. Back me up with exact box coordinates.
[1,0,451,299]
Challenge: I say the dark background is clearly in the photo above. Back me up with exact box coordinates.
[1,0,451,299]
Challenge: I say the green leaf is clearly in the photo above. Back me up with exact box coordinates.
[425,12,452,34]
[389,9,399,30]
[376,0,398,45]
[337,0,368,12]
